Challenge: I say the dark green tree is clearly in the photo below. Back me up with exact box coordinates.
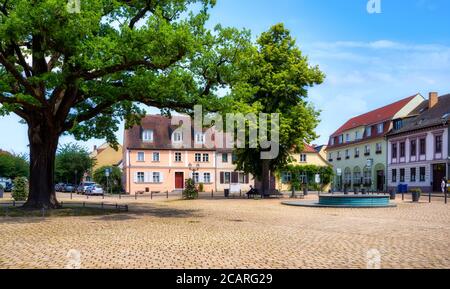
[0,151,29,179]
[231,24,325,196]
[55,143,93,184]
[93,165,122,194]
[0,0,250,208]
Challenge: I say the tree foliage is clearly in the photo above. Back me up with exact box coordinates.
[282,164,334,191]
[93,165,122,194]
[0,151,29,179]
[0,0,252,208]
[230,24,325,187]
[182,178,198,199]
[55,143,93,184]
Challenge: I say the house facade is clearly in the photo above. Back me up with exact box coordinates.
[327,94,425,192]
[122,115,254,195]
[90,143,123,173]
[387,93,450,193]
[277,144,332,192]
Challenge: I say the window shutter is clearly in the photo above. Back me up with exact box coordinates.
[199,173,204,183]
[231,172,239,183]
[145,172,151,183]
[134,172,138,183]
[220,172,224,184]
[159,172,164,183]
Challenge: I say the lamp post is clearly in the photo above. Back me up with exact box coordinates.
[188,163,200,184]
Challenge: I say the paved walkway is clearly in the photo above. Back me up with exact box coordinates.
[0,195,449,268]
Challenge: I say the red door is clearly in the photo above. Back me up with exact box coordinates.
[175,172,184,189]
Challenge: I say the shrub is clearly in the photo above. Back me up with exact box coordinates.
[410,188,422,195]
[183,179,198,200]
[12,177,28,201]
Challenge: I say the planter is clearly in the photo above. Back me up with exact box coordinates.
[303,187,308,196]
[361,188,367,195]
[344,187,349,195]
[412,192,421,202]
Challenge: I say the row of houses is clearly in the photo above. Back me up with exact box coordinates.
[327,92,449,193]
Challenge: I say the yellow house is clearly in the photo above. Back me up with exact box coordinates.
[90,143,123,174]
[276,144,332,192]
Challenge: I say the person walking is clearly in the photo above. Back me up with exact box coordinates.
[442,178,447,194]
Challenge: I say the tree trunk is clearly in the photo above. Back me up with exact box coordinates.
[260,159,271,197]
[23,121,60,209]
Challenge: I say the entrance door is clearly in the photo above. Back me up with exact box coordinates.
[175,172,184,190]
[376,170,385,192]
[432,164,446,192]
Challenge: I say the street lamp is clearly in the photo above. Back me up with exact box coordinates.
[188,163,200,184]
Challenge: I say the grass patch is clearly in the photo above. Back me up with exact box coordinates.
[0,206,123,218]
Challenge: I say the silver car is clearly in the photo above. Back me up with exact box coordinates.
[85,184,104,196]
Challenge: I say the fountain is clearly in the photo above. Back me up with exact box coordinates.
[282,193,396,208]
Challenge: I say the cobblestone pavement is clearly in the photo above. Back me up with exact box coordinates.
[0,195,449,269]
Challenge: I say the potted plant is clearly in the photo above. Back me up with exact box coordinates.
[410,188,422,202]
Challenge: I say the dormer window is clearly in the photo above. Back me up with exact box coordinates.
[345,134,350,142]
[330,138,335,146]
[355,131,360,140]
[377,123,384,134]
[142,130,154,142]
[338,135,343,144]
[365,127,372,137]
[195,132,205,144]
[173,132,183,143]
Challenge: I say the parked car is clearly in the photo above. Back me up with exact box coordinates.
[55,183,65,192]
[63,184,76,192]
[4,183,13,192]
[85,184,104,196]
[77,182,96,194]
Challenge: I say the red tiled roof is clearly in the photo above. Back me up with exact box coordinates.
[302,144,317,153]
[331,95,417,137]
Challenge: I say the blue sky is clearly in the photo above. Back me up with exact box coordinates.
[1,0,450,154]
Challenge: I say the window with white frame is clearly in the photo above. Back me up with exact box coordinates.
[193,172,200,183]
[195,153,202,162]
[355,131,360,140]
[222,153,228,163]
[175,152,182,162]
[152,152,160,162]
[223,172,231,184]
[300,154,307,162]
[365,127,372,137]
[195,133,205,144]
[376,143,382,153]
[365,145,370,154]
[202,153,209,162]
[203,173,211,183]
[282,172,292,184]
[346,134,350,142]
[377,123,384,134]
[173,132,183,142]
[136,172,145,183]
[152,172,161,183]
[137,152,145,162]
[142,130,154,142]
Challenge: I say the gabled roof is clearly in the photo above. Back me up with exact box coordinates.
[388,94,450,136]
[124,115,216,151]
[331,94,418,137]
[302,143,317,153]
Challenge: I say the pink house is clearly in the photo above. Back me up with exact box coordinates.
[122,115,254,195]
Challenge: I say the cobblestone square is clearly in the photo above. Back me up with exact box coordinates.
[0,195,449,269]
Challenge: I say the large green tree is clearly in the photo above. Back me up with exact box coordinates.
[231,24,324,196]
[0,151,29,179]
[55,143,93,184]
[0,0,250,208]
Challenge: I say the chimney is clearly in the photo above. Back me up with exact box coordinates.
[429,92,438,109]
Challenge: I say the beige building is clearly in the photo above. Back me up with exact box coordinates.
[90,143,123,173]
[277,144,332,192]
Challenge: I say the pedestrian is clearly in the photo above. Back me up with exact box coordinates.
[442,178,447,194]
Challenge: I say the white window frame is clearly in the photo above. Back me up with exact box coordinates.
[175,152,182,162]
[137,152,145,162]
[137,172,145,183]
[193,172,200,183]
[152,172,161,183]
[377,123,384,134]
[142,130,154,142]
[300,154,307,162]
[195,133,205,144]
[203,172,211,184]
[365,127,372,137]
[152,152,160,162]
[202,153,209,162]
[172,132,183,143]
[195,153,202,162]
[224,172,231,184]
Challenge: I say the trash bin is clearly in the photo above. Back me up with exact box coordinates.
[403,184,408,193]
[224,189,230,198]
[397,184,402,194]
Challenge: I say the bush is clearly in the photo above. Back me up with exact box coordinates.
[12,177,28,201]
[183,179,198,200]
[410,188,422,195]
[93,166,122,194]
